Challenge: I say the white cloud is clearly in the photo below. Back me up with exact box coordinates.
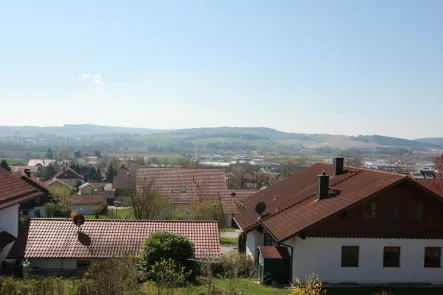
[81,73,105,85]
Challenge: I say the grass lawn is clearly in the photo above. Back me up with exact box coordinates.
[220,237,238,245]
[1,158,29,165]
[83,208,136,220]
[326,287,443,295]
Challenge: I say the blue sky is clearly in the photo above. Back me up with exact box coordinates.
[1,0,442,139]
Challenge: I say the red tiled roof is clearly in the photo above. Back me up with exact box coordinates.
[8,219,220,259]
[258,246,290,259]
[54,167,84,180]
[235,163,406,241]
[45,178,76,191]
[71,195,106,205]
[0,168,44,209]
[0,231,16,249]
[136,168,228,204]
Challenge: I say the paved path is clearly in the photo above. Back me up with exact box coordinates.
[220,231,241,239]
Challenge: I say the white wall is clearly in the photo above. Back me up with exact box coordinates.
[246,230,264,258]
[0,204,19,268]
[0,204,19,236]
[71,204,97,215]
[292,237,443,284]
[29,258,103,270]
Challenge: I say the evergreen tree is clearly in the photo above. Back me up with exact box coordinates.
[94,150,102,158]
[46,147,54,159]
[74,150,82,158]
[106,164,116,182]
[76,163,80,173]
[0,160,11,172]
[96,167,102,181]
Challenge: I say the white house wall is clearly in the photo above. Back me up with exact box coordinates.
[246,230,264,258]
[71,204,97,215]
[0,204,19,236]
[293,237,443,284]
[29,258,103,270]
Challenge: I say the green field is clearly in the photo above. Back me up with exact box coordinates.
[83,208,135,220]
[220,237,238,245]
[1,158,29,165]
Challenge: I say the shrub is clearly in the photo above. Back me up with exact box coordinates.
[139,231,196,281]
[217,252,256,278]
[238,232,246,254]
[147,258,191,295]
[83,256,140,295]
[289,273,326,295]
[93,203,108,218]
[43,202,57,218]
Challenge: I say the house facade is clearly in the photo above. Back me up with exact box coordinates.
[71,195,106,215]
[53,167,84,187]
[0,168,44,270]
[235,158,443,285]
[8,219,220,273]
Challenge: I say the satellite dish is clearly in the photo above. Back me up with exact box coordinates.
[255,202,266,217]
[231,192,236,197]
[73,215,85,227]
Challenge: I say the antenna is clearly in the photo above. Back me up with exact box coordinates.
[255,202,266,218]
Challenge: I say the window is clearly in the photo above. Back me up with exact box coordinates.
[387,204,399,220]
[341,246,359,267]
[363,203,376,219]
[383,247,400,267]
[425,247,441,268]
[77,260,90,270]
[180,186,186,193]
[412,204,424,221]
[264,233,273,246]
[21,210,29,217]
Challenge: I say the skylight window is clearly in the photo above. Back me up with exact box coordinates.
[180,186,186,193]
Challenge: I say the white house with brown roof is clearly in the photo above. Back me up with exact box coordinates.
[53,167,84,187]
[71,195,106,215]
[235,158,443,285]
[0,168,45,270]
[8,219,220,273]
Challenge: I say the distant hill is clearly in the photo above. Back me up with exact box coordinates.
[1,124,442,151]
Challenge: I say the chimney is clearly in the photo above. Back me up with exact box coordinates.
[333,157,344,175]
[24,168,31,178]
[317,170,329,200]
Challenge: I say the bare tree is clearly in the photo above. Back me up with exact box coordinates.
[130,177,169,219]
[249,172,270,190]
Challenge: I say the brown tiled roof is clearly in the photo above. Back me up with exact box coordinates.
[18,171,49,193]
[0,168,44,209]
[8,219,220,259]
[71,195,106,205]
[54,167,84,180]
[258,246,290,259]
[45,178,76,191]
[221,190,258,214]
[235,163,406,241]
[0,231,16,249]
[136,168,228,204]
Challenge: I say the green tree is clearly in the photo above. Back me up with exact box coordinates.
[74,150,82,158]
[46,147,54,159]
[110,156,120,170]
[42,164,58,181]
[134,156,145,166]
[0,160,11,172]
[87,167,97,182]
[50,187,73,218]
[106,164,116,182]
[96,167,102,181]
[94,149,102,158]
[139,231,195,281]
[57,147,69,161]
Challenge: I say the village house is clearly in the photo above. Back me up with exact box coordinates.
[0,168,45,271]
[17,169,52,218]
[10,166,39,177]
[45,178,76,193]
[53,166,84,187]
[78,182,95,194]
[70,195,107,215]
[27,159,57,169]
[7,219,220,273]
[235,158,443,285]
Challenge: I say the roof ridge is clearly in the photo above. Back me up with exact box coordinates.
[243,168,365,231]
[28,218,218,223]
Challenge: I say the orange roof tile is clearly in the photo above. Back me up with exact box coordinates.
[8,219,220,259]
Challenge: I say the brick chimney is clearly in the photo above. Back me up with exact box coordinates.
[24,168,31,178]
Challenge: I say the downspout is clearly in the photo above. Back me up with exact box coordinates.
[277,241,293,284]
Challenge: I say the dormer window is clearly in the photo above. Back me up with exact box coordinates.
[180,186,186,193]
